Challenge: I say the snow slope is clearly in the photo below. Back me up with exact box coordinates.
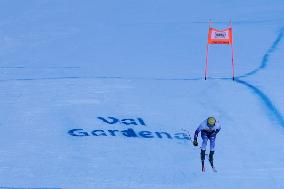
[0,0,284,188]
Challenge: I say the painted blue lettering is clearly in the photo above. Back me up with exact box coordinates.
[108,130,119,136]
[92,130,107,136]
[137,118,146,126]
[139,131,153,138]
[121,119,138,125]
[68,129,89,136]
[155,132,172,139]
[121,128,138,137]
[174,133,190,140]
[97,117,119,124]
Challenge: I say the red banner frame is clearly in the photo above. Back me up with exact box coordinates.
[204,20,235,80]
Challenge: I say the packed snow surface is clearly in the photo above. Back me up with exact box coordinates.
[0,1,284,188]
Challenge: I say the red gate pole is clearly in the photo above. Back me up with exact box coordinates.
[231,44,235,80]
[204,20,212,80]
[205,43,209,80]
[230,19,235,80]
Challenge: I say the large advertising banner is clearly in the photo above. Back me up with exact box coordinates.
[208,28,233,45]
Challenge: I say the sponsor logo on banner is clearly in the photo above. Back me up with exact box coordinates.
[212,31,228,39]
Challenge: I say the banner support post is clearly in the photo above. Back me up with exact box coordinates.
[231,44,235,80]
[230,19,235,80]
[204,19,211,80]
[205,43,209,80]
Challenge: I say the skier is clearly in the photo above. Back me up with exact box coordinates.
[193,117,221,172]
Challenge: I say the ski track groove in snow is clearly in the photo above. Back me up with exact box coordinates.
[235,27,284,128]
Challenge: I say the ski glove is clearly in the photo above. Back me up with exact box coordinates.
[193,140,198,146]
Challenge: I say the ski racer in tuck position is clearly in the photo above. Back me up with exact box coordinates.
[193,117,221,172]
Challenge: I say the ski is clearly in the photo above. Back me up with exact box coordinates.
[202,160,217,172]
[211,166,217,172]
[209,160,217,172]
[201,161,205,172]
